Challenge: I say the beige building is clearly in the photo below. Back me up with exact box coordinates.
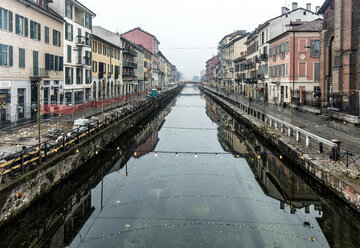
[92,26,122,100]
[0,0,64,123]
[225,33,249,93]
[49,0,95,105]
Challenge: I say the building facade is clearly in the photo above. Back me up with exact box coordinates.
[49,0,95,106]
[0,0,64,123]
[244,30,259,98]
[121,28,161,89]
[319,0,360,117]
[268,20,322,105]
[121,37,137,95]
[92,26,122,101]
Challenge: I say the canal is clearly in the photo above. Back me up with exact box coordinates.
[1,84,360,247]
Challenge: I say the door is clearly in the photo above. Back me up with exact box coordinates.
[53,87,58,104]
[31,81,38,120]
[299,86,306,103]
[17,88,25,120]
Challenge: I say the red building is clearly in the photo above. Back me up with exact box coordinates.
[122,28,161,84]
[318,0,360,120]
[268,20,322,105]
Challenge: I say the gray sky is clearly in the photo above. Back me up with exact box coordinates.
[82,0,325,80]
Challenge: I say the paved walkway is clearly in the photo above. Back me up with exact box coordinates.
[207,87,360,154]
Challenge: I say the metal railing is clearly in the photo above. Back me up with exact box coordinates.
[0,87,182,183]
[201,86,339,158]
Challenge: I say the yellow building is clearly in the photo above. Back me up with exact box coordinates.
[92,26,122,100]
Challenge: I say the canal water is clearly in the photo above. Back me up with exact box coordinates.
[1,84,360,247]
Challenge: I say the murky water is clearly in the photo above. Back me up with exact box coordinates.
[1,84,360,248]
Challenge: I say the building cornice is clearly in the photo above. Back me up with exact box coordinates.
[17,0,65,23]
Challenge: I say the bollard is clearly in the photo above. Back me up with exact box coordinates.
[44,142,47,161]
[319,142,323,153]
[21,146,25,174]
[62,133,66,151]
[330,139,341,161]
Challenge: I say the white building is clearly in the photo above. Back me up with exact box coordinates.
[49,0,95,105]
[256,3,321,98]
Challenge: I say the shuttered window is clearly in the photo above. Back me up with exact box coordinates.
[19,48,25,68]
[45,26,49,43]
[67,45,72,63]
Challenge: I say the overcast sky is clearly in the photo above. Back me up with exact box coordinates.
[82,0,325,80]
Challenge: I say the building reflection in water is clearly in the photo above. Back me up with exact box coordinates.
[205,96,360,248]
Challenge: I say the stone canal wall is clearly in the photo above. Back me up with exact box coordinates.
[200,86,360,216]
[0,86,183,225]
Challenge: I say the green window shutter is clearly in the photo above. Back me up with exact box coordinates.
[71,68,73,84]
[0,8,2,29]
[9,11,13,32]
[65,23,68,40]
[0,44,2,66]
[15,14,19,34]
[9,46,13,67]
[45,27,49,43]
[67,45,71,63]
[70,24,73,41]
[38,23,41,41]
[45,53,49,70]
[53,30,56,45]
[55,55,59,71]
[58,32,61,47]
[59,56,63,71]
[30,21,34,39]
[24,18,28,37]
[19,48,25,68]
[50,54,54,70]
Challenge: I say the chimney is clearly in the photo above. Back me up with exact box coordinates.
[281,6,288,14]
[316,6,320,13]
[292,2,298,10]
[306,3,311,11]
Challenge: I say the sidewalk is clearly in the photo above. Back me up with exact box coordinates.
[210,87,360,154]
[0,95,146,158]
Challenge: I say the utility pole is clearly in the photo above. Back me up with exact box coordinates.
[290,87,293,125]
[37,82,41,161]
[102,78,105,118]
[263,84,266,114]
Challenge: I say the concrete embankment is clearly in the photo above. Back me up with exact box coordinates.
[0,86,183,225]
[200,86,360,218]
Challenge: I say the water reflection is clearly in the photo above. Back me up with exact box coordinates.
[1,85,360,248]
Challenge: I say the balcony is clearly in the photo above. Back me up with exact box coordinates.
[76,36,91,47]
[124,61,138,69]
[31,68,49,79]
[123,47,137,57]
[123,71,136,78]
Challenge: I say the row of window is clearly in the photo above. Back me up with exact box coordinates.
[269,62,320,80]
[65,67,91,84]
[66,45,91,66]
[92,41,121,60]
[45,53,64,71]
[65,23,91,46]
[92,61,121,76]
[1,7,61,47]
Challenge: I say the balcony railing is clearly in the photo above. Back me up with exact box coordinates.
[124,61,138,69]
[123,48,137,57]
[76,36,91,47]
[123,71,136,77]
[31,68,49,79]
